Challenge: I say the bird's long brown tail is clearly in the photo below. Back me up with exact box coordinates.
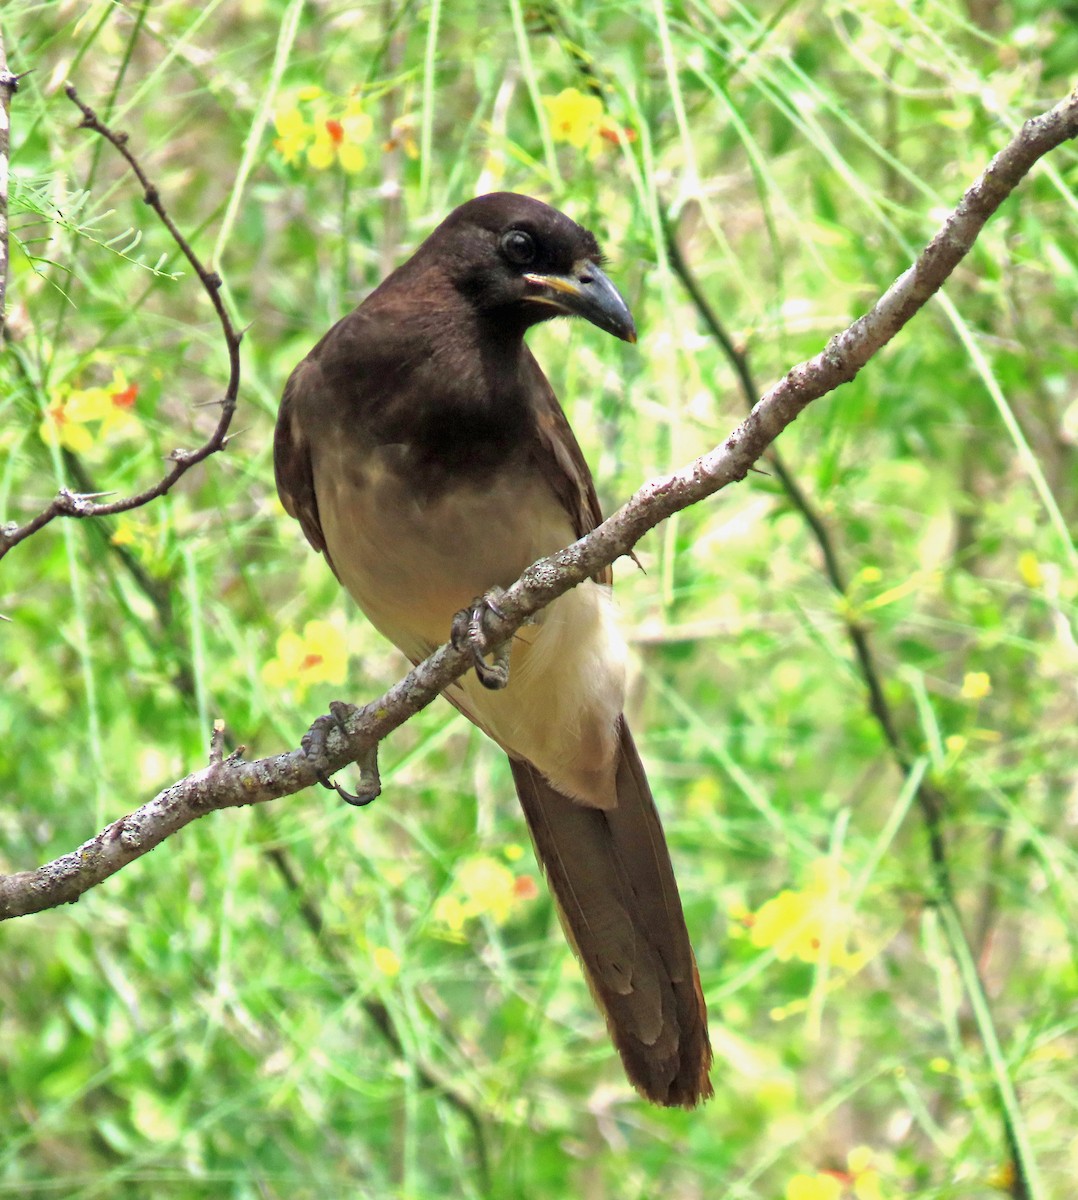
[508,716,712,1108]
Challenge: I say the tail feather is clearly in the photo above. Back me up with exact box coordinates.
[509,717,712,1108]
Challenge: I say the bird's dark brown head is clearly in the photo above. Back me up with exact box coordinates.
[419,192,637,343]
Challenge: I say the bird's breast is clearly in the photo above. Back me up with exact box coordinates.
[313,442,627,809]
[314,443,571,650]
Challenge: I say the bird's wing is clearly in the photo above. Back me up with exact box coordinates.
[274,360,336,576]
[523,349,612,586]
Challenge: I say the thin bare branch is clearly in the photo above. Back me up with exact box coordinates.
[0,83,242,561]
[0,28,18,346]
[1,84,1076,926]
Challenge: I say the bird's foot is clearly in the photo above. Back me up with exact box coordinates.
[452,588,511,690]
[302,700,381,807]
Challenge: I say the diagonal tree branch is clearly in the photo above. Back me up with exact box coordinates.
[0,84,242,561]
[1,84,1075,930]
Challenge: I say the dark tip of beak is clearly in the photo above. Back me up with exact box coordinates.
[523,261,637,344]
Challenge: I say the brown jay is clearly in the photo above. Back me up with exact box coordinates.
[274,192,712,1108]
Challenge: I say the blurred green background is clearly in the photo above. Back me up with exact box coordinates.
[1,2,1076,1197]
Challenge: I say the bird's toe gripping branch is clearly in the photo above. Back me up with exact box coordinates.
[452,589,512,690]
[302,700,381,807]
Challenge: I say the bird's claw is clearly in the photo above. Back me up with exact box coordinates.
[302,700,381,807]
[318,748,381,807]
[452,588,511,690]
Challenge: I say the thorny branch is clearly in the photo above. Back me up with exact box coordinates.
[0,84,242,561]
[2,84,1075,925]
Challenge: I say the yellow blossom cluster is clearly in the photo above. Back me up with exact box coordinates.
[732,859,864,971]
[433,851,538,934]
[542,87,636,158]
[273,86,373,173]
[786,1146,886,1200]
[40,368,141,455]
[261,618,348,699]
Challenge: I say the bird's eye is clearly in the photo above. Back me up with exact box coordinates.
[501,229,536,265]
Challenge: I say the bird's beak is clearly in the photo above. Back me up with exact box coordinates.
[523,261,637,343]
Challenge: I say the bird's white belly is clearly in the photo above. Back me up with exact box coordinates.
[315,449,627,808]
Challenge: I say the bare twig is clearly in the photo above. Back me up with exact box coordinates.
[0,84,242,561]
[0,27,19,346]
[2,84,1075,926]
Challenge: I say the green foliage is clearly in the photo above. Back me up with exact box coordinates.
[1,1,1076,1197]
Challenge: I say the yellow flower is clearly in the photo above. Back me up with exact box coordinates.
[848,1147,885,1200]
[40,368,141,453]
[458,857,516,924]
[1017,551,1043,589]
[371,946,401,978]
[432,854,536,933]
[745,860,860,970]
[786,1173,843,1200]
[542,87,636,158]
[273,104,312,166]
[433,894,468,935]
[307,100,372,173]
[961,671,991,701]
[110,515,164,566]
[273,90,373,173]
[544,87,604,149]
[40,395,96,453]
[544,86,606,154]
[786,1148,887,1200]
[99,370,140,437]
[111,520,138,548]
[261,619,348,699]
